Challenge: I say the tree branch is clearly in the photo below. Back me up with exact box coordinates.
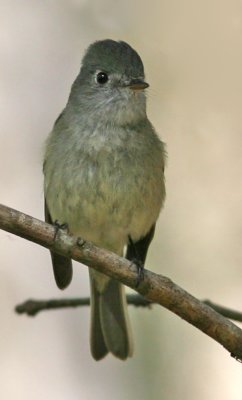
[1,203,242,362]
[15,294,152,316]
[15,295,242,323]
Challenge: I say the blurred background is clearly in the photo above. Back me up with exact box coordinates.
[0,0,242,399]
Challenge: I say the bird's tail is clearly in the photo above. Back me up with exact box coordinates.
[89,271,133,360]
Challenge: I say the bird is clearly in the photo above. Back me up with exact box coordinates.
[43,39,166,360]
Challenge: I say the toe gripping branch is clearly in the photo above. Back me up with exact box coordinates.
[53,220,69,241]
[128,235,145,287]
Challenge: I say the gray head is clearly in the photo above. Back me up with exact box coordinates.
[67,40,149,124]
[82,39,145,80]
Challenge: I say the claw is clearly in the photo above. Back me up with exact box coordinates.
[134,259,145,287]
[53,220,69,241]
[76,237,85,247]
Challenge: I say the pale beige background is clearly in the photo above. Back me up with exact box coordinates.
[0,1,242,399]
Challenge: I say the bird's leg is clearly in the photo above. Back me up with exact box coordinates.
[128,235,145,287]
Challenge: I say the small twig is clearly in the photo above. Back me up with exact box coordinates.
[15,294,152,316]
[203,300,242,323]
[1,203,242,361]
[15,296,242,323]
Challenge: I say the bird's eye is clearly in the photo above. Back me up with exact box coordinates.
[96,72,109,84]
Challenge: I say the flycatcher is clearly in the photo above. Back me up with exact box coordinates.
[43,39,166,360]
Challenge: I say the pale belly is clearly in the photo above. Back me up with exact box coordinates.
[45,154,165,253]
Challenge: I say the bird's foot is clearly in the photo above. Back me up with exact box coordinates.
[133,259,145,288]
[53,220,69,241]
[76,237,86,247]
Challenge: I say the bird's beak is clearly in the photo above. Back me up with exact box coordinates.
[127,79,149,91]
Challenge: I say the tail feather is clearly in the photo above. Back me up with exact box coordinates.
[90,273,133,360]
[89,278,109,360]
[100,279,133,359]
